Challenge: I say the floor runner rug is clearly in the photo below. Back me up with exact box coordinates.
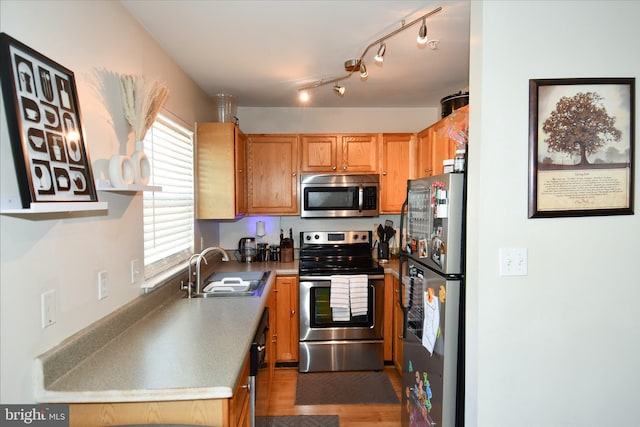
[295,371,400,405]
[256,415,340,427]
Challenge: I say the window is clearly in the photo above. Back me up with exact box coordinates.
[142,114,194,278]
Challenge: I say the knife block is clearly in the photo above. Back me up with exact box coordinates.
[281,247,293,263]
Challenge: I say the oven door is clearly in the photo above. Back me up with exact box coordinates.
[299,277,384,341]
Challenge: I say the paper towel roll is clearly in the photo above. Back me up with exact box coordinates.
[256,221,265,237]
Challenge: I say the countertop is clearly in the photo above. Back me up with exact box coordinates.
[34,260,297,403]
[33,259,399,404]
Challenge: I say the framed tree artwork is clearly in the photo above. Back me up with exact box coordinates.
[528,77,635,218]
[0,32,98,208]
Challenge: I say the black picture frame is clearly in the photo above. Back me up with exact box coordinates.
[0,32,97,208]
[528,77,635,218]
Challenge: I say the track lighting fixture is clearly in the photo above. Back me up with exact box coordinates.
[296,6,442,101]
[417,18,428,44]
[374,43,386,63]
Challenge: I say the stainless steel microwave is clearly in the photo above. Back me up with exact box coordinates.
[300,174,379,218]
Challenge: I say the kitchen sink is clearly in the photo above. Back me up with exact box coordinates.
[197,271,271,297]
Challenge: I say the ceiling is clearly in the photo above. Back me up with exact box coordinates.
[120,0,470,109]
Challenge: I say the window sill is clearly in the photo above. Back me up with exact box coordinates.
[141,262,188,294]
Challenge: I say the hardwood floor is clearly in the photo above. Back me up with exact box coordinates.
[267,367,403,427]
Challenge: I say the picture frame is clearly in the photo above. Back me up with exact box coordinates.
[528,77,635,218]
[0,32,97,208]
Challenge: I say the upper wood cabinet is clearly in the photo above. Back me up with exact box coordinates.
[195,122,247,219]
[379,133,415,213]
[300,134,378,173]
[417,105,468,178]
[246,134,299,215]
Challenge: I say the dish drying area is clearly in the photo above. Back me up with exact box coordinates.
[181,246,273,298]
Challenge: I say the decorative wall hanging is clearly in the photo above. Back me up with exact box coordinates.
[528,77,635,218]
[117,74,168,186]
[0,32,98,208]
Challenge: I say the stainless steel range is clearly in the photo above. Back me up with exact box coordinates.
[298,230,385,372]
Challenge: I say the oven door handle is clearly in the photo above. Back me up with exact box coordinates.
[299,274,385,282]
[358,184,364,212]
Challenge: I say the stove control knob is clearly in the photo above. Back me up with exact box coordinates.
[314,234,320,240]
[305,235,311,241]
[353,234,359,240]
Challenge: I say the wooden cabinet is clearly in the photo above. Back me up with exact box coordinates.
[68,353,251,426]
[384,273,404,374]
[228,353,251,427]
[300,134,378,173]
[417,105,468,178]
[380,133,415,213]
[273,275,299,363]
[196,122,247,219]
[383,274,395,362]
[246,134,299,215]
[393,277,404,375]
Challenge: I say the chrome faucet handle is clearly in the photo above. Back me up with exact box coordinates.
[185,253,202,298]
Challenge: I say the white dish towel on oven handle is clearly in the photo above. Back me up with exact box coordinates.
[349,275,368,317]
[330,275,351,321]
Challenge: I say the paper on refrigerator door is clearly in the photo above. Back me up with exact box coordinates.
[422,290,440,355]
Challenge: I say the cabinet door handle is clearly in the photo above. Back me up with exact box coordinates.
[292,172,297,177]
[291,310,295,315]
[342,165,347,171]
[332,166,337,171]
[382,171,387,176]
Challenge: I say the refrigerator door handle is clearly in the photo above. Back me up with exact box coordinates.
[399,197,407,254]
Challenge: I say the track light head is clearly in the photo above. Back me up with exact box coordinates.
[333,84,345,96]
[359,61,368,79]
[417,18,428,44]
[374,43,386,63]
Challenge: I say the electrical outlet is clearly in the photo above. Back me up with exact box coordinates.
[41,290,56,328]
[499,248,528,276]
[131,259,141,284]
[98,270,108,300]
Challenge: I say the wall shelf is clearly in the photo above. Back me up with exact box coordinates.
[0,200,108,215]
[95,179,162,193]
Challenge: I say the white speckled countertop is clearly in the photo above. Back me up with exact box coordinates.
[34,261,298,403]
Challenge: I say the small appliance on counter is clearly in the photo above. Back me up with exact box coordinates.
[256,243,268,262]
[238,237,257,262]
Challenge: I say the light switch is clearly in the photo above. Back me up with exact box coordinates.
[41,289,56,328]
[499,248,528,276]
[98,270,108,300]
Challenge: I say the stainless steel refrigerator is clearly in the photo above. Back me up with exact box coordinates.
[399,173,465,427]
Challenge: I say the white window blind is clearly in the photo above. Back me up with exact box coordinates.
[142,114,194,278]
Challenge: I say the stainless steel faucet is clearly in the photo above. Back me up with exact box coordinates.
[183,253,201,298]
[194,247,230,296]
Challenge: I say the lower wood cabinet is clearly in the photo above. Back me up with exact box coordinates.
[393,279,404,375]
[68,353,251,427]
[383,273,395,362]
[273,275,299,363]
[384,272,404,374]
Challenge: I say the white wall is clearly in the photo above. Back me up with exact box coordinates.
[466,2,640,426]
[0,0,214,403]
